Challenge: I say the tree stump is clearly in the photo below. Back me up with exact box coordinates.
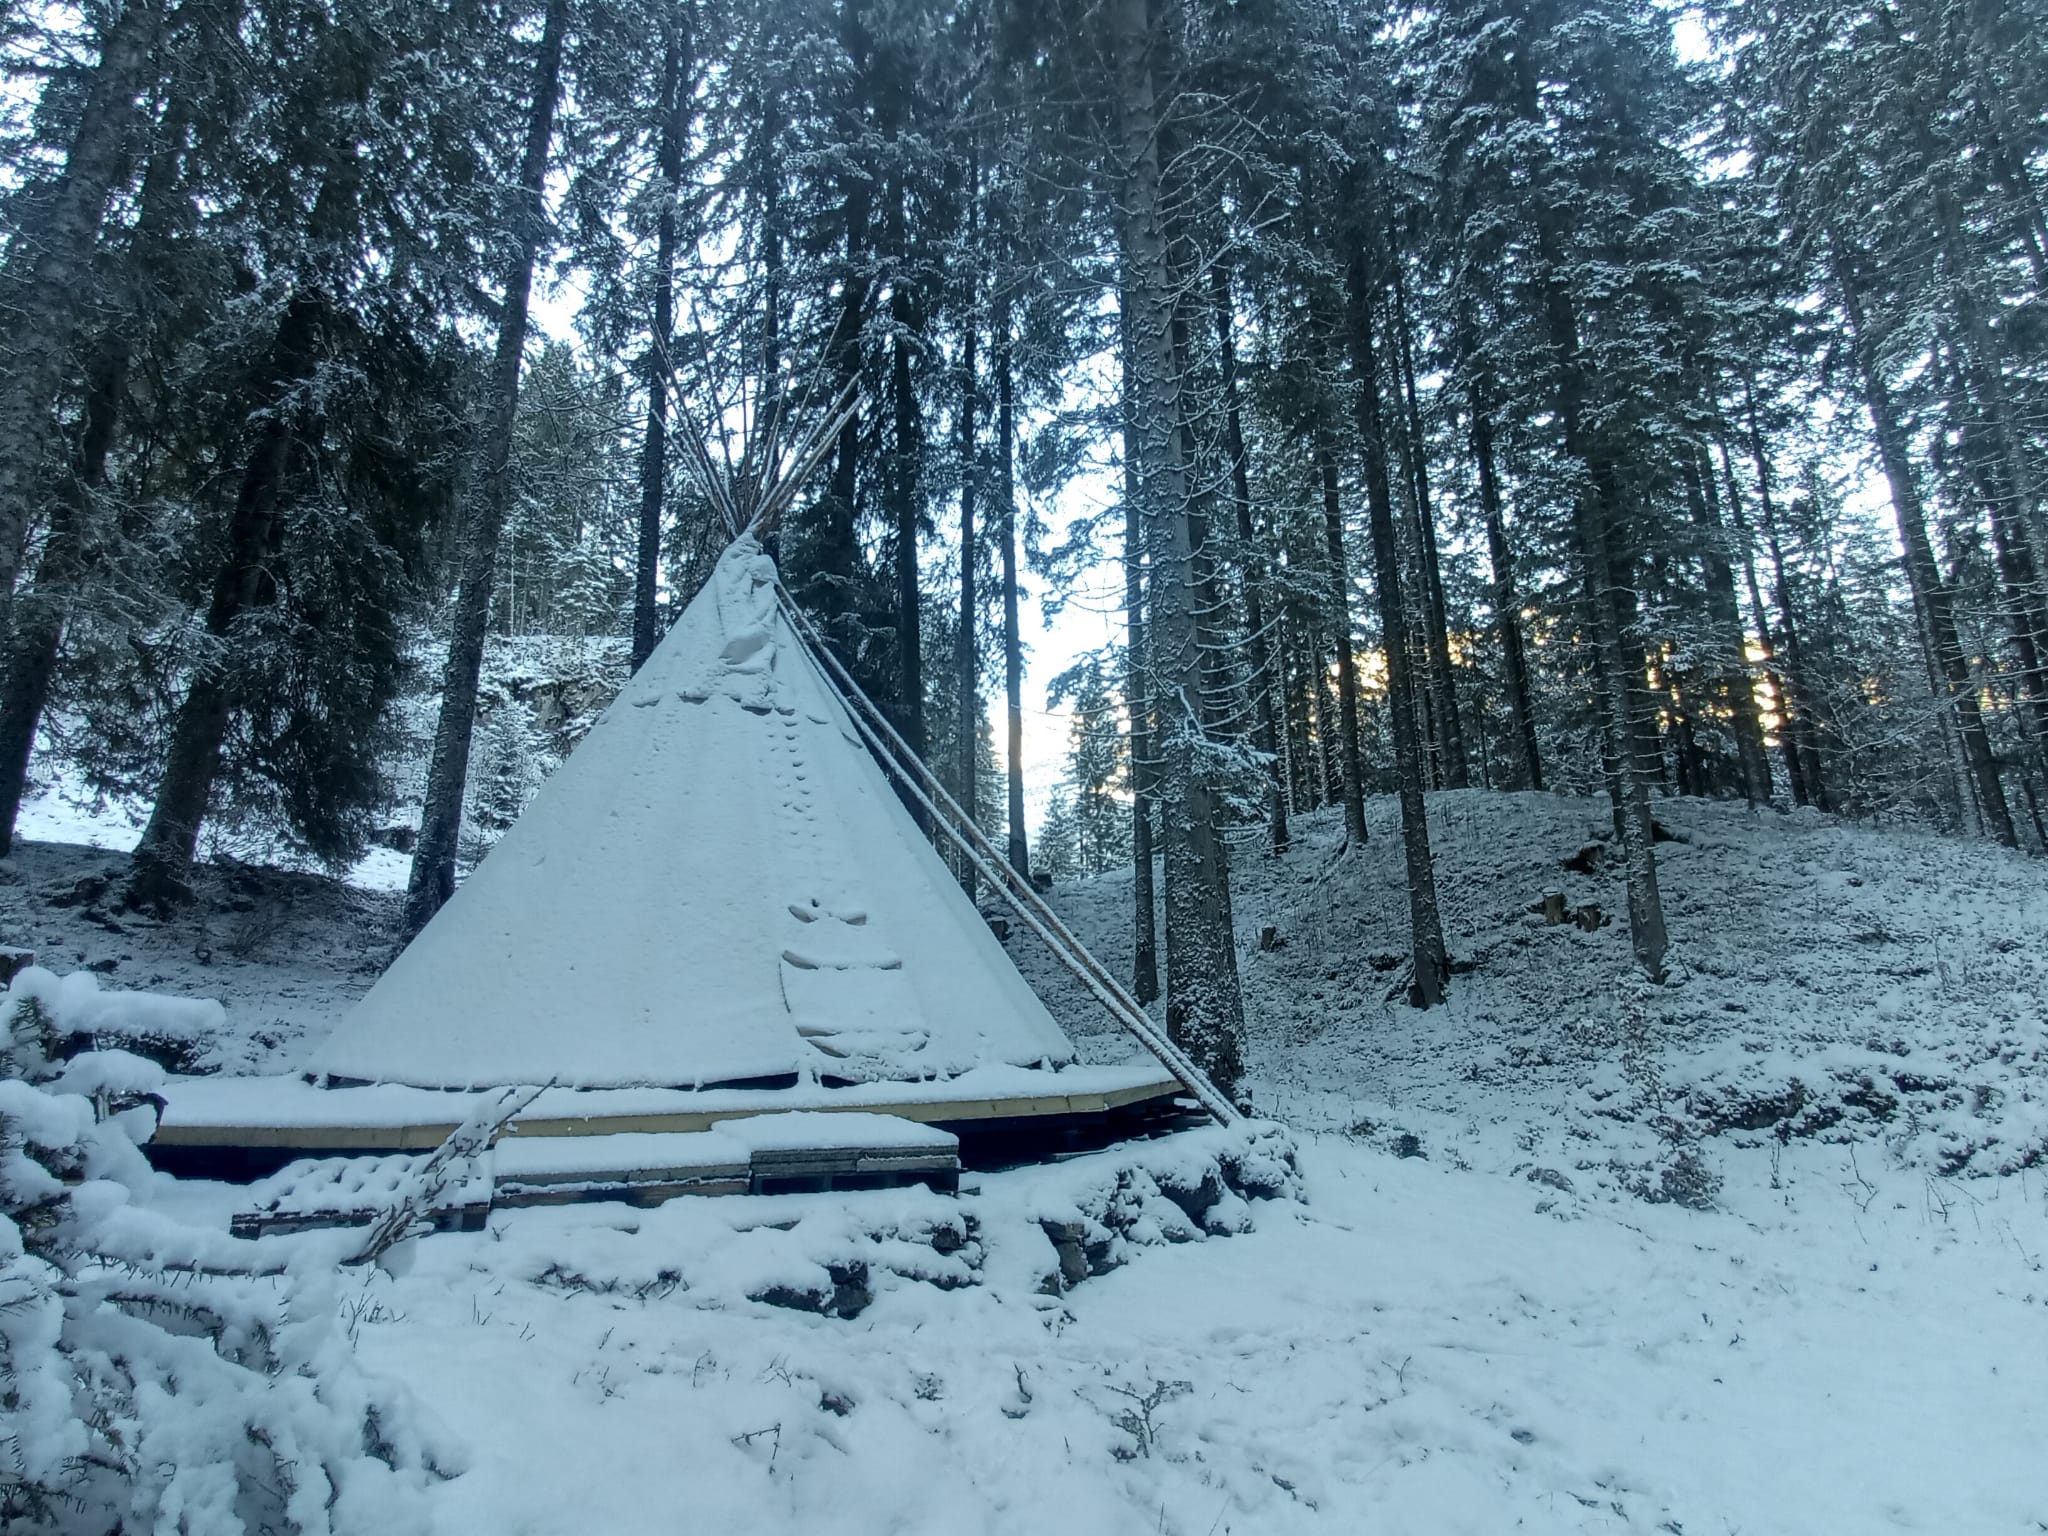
[1541,892,1568,926]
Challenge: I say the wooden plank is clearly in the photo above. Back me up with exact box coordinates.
[495,1177,750,1207]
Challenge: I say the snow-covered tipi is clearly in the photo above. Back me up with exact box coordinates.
[315,533,1082,1093]
[150,399,1220,1176]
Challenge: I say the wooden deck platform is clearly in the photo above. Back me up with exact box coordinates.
[146,1063,1194,1180]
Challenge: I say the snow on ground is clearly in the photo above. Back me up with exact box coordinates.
[7,789,2048,1532]
[231,1127,2047,1535]
[0,834,399,1076]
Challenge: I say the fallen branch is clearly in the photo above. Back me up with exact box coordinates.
[349,1083,544,1265]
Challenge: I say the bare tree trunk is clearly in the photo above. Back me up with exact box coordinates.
[1317,435,1370,847]
[1714,435,1808,806]
[1345,234,1447,1005]
[1116,0,1245,1091]
[799,159,872,657]
[756,119,785,426]
[3,100,196,854]
[1836,250,2017,847]
[1310,620,1343,806]
[1940,343,2048,755]
[0,0,160,629]
[128,290,329,908]
[1682,445,1771,804]
[1929,180,2048,578]
[1212,263,1287,854]
[632,20,688,673]
[954,231,980,896]
[403,0,568,936]
[0,337,127,853]
[1120,317,1159,1003]
[1393,263,1468,788]
[1577,500,1669,977]
[887,173,925,763]
[1743,378,1829,808]
[1164,269,1234,735]
[1533,226,1667,977]
[1968,425,2048,748]
[1276,602,1311,812]
[1463,354,1542,790]
[996,300,1029,878]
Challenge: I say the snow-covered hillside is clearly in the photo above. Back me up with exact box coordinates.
[4,791,2046,1533]
[1045,791,2048,1188]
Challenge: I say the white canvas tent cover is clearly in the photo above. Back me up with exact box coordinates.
[314,536,1077,1091]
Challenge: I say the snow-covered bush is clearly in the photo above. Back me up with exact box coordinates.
[1,972,452,1533]
[0,965,222,1077]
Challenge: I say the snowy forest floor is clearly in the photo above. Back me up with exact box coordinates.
[8,788,2048,1533]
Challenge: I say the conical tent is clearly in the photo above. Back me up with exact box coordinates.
[313,536,1077,1091]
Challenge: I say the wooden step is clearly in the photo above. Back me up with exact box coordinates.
[229,1152,492,1239]
[226,1113,964,1234]
[714,1111,961,1194]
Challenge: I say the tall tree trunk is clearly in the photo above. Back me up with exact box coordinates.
[1162,262,1233,735]
[631,19,688,673]
[1462,352,1542,791]
[1743,379,1828,807]
[1836,251,2017,847]
[0,337,127,853]
[1120,312,1159,1003]
[1212,263,1287,854]
[1279,596,1318,811]
[1115,0,1245,1091]
[1316,426,1369,846]
[1311,619,1344,807]
[1958,401,2048,752]
[996,300,1029,878]
[1533,226,1667,977]
[757,118,785,423]
[0,65,192,848]
[1938,336,2048,766]
[887,174,925,762]
[954,247,980,896]
[403,0,569,936]
[128,290,330,908]
[1393,263,1468,788]
[803,170,872,656]
[1714,434,1808,806]
[1344,238,1447,1004]
[1682,445,1772,805]
[1928,180,2048,576]
[0,0,161,630]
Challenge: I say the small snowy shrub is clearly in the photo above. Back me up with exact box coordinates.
[0,973,449,1534]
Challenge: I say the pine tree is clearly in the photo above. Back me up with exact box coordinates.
[0,0,163,631]
[406,0,573,934]
[1114,0,1245,1094]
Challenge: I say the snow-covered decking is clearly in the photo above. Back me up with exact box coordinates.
[150,1062,1187,1152]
